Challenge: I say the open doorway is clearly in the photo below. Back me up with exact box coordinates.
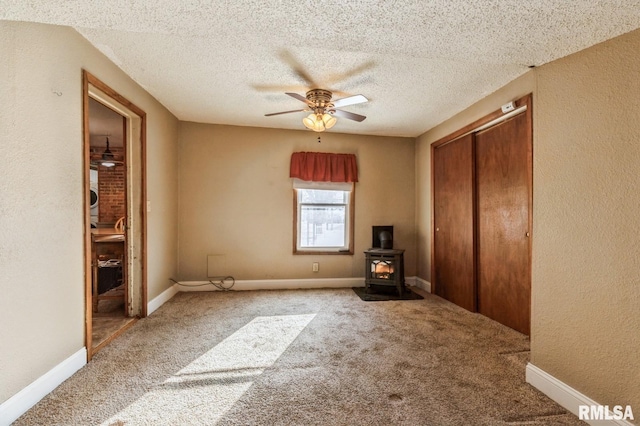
[83,71,147,360]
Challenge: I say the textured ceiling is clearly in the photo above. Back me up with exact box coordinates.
[3,1,640,137]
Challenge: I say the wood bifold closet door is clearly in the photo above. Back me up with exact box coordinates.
[433,102,531,335]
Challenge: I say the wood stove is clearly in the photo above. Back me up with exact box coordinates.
[364,248,406,296]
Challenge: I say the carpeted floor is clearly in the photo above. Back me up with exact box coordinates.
[15,288,585,425]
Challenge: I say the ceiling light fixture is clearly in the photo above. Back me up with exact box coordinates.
[100,137,116,167]
[302,110,336,132]
[92,137,122,168]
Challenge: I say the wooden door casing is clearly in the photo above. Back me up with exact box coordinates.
[433,134,476,312]
[475,113,532,335]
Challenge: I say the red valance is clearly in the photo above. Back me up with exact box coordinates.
[290,152,358,183]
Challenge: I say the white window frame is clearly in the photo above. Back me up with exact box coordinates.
[293,179,355,255]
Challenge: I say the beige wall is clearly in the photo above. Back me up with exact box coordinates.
[416,29,640,416]
[178,123,416,281]
[532,28,640,414]
[0,21,179,403]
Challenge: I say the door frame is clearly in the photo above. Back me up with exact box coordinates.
[82,70,148,360]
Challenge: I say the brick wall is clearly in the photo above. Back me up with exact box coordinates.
[90,146,126,223]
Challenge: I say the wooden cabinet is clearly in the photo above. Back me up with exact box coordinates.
[432,95,532,335]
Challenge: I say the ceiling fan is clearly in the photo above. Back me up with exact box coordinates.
[265,88,369,132]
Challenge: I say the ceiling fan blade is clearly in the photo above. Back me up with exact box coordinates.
[285,92,311,105]
[265,108,307,117]
[331,109,367,122]
[325,60,376,86]
[332,94,369,108]
[279,50,317,87]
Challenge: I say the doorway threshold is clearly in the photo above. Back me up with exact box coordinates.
[91,316,137,355]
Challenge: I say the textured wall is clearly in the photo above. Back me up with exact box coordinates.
[415,28,640,418]
[0,21,179,403]
[532,29,640,414]
[178,123,416,281]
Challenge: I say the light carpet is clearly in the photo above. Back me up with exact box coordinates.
[14,288,584,425]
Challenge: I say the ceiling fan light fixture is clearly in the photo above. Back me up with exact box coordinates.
[322,113,336,129]
[302,112,337,132]
[267,88,367,131]
[302,113,317,130]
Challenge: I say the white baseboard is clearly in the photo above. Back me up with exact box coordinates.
[173,277,433,293]
[0,348,86,426]
[175,277,365,292]
[409,276,432,293]
[147,283,179,315]
[526,363,635,426]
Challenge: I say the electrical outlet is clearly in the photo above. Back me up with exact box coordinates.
[312,262,319,272]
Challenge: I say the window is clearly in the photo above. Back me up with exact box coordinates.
[289,152,358,254]
[294,184,354,254]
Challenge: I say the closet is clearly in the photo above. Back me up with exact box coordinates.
[432,94,532,335]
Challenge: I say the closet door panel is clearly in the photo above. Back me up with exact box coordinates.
[433,134,476,311]
[476,113,531,335]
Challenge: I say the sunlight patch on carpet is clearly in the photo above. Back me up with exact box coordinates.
[101,314,316,425]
